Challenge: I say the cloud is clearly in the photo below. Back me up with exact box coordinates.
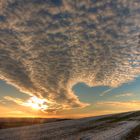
[4,96,64,113]
[100,88,113,96]
[4,96,25,105]
[96,101,140,111]
[115,93,134,97]
[0,0,140,111]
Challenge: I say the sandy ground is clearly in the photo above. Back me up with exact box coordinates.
[73,121,138,140]
[0,112,139,140]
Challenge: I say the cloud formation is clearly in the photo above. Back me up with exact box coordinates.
[96,100,140,111]
[0,0,140,111]
[115,93,134,98]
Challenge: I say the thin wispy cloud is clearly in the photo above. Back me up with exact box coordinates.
[96,101,140,111]
[0,0,140,112]
[0,99,5,104]
[100,88,114,96]
[4,96,25,106]
[115,93,134,98]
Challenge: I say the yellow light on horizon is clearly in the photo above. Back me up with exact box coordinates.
[24,96,48,111]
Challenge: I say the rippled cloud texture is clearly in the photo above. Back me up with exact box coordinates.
[0,0,140,112]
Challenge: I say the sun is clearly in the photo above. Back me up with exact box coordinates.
[25,96,48,111]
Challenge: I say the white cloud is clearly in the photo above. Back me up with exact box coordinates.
[100,88,114,96]
[115,93,134,97]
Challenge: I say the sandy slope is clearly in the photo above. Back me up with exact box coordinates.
[73,121,138,140]
[0,112,139,140]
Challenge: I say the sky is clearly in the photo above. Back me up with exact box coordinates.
[0,76,140,118]
[0,0,140,118]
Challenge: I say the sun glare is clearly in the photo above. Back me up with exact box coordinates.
[24,96,48,111]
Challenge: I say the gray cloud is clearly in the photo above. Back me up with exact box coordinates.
[0,0,140,111]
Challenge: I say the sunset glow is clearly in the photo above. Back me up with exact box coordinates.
[0,0,140,119]
[24,96,48,111]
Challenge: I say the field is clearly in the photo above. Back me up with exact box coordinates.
[0,111,140,140]
[0,118,70,129]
